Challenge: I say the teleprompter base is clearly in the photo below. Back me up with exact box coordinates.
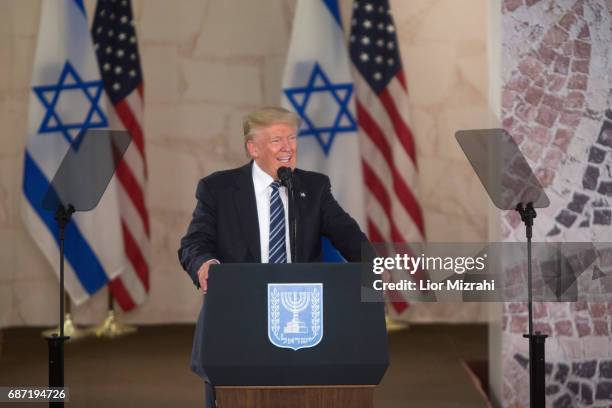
[215,385,375,408]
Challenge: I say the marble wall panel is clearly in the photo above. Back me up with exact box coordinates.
[180,60,263,105]
[140,0,208,45]
[191,0,289,58]
[142,46,182,103]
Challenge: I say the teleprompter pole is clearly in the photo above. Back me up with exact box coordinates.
[47,204,74,408]
[516,202,547,408]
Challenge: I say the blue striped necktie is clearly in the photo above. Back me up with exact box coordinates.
[268,181,287,263]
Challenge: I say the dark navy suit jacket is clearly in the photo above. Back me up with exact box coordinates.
[177,161,369,378]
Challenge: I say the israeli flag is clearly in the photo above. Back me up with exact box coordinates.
[282,0,365,261]
[21,0,126,305]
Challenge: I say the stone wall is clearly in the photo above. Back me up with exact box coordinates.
[500,0,612,406]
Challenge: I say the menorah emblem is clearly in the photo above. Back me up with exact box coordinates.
[268,283,323,350]
[280,291,310,334]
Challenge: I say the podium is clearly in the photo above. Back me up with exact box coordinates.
[196,263,388,408]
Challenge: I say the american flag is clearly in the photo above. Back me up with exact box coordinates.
[349,0,425,316]
[92,0,149,310]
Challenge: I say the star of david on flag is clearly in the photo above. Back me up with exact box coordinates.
[284,63,357,156]
[33,61,108,147]
[281,0,366,263]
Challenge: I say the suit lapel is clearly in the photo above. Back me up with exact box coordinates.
[233,162,261,262]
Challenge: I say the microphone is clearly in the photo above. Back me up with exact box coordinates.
[277,166,293,188]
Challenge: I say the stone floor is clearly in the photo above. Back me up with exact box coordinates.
[0,324,488,407]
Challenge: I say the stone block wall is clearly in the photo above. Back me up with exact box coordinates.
[500,0,612,406]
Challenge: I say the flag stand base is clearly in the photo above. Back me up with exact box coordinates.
[385,316,410,332]
[42,313,90,341]
[94,311,137,338]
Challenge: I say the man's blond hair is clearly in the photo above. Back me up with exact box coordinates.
[243,107,300,154]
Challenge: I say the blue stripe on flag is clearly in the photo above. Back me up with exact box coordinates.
[321,236,345,263]
[23,151,110,294]
[73,0,86,16]
[322,0,342,27]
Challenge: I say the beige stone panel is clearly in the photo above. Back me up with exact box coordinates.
[5,98,29,158]
[116,264,202,324]
[409,108,437,157]
[10,37,37,92]
[0,0,10,35]
[424,207,486,242]
[435,106,491,160]
[14,226,55,282]
[148,143,220,213]
[0,155,16,227]
[0,229,16,282]
[10,0,40,38]
[458,54,488,101]
[151,208,195,269]
[145,102,231,143]
[0,21,10,92]
[412,0,487,44]
[391,0,438,28]
[12,278,59,326]
[420,157,487,242]
[140,0,208,44]
[140,46,181,103]
[192,0,289,58]
[180,60,262,105]
[227,107,255,150]
[0,95,10,136]
[263,55,286,106]
[0,98,10,156]
[400,44,457,106]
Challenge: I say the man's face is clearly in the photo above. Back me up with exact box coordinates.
[247,123,297,179]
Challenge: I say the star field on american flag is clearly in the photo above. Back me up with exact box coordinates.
[349,0,402,94]
[91,0,150,311]
[350,0,424,316]
[91,0,142,104]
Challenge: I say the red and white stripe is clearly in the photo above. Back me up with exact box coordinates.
[107,85,150,310]
[353,69,425,318]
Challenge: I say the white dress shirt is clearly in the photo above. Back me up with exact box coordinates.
[252,161,292,263]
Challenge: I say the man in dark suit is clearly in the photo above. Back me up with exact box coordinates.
[178,106,369,407]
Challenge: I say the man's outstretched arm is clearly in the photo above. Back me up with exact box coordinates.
[178,178,219,289]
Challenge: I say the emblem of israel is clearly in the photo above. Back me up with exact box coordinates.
[268,283,323,350]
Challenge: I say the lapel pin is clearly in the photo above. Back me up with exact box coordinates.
[300,192,306,198]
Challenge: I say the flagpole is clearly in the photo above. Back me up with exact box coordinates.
[93,290,137,338]
[42,294,89,340]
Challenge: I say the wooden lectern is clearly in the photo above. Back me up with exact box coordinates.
[216,385,374,407]
[194,263,388,408]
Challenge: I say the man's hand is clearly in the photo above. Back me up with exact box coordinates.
[197,259,219,293]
